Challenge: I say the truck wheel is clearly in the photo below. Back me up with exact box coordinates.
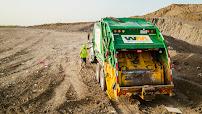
[100,68,106,91]
[96,63,100,82]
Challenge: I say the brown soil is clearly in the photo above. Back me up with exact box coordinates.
[145,4,202,22]
[0,27,115,114]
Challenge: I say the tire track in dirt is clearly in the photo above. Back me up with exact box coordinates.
[0,57,33,78]
[111,96,140,114]
[71,64,117,113]
[44,64,71,112]
[38,32,90,113]
[0,31,50,60]
[0,63,66,113]
[174,76,202,90]
[44,55,89,113]
[0,29,64,113]
[0,33,38,54]
[0,31,51,81]
[0,28,117,113]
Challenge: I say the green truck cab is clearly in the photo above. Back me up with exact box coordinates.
[90,17,174,100]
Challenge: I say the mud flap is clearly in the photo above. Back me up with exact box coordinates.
[96,63,100,82]
[140,87,155,101]
[100,68,106,91]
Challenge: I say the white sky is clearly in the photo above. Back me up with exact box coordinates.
[0,0,202,26]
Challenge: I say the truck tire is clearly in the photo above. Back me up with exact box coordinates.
[100,68,106,91]
[96,63,100,82]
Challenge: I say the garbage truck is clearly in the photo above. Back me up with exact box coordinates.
[89,17,174,100]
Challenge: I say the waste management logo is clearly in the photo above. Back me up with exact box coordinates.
[122,35,153,43]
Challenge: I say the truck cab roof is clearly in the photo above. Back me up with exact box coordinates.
[102,17,156,29]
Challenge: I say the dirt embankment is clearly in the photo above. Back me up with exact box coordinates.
[145,4,202,21]
[132,4,202,46]
[144,4,202,46]
[154,18,202,46]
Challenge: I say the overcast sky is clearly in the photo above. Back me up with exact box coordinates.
[0,0,202,26]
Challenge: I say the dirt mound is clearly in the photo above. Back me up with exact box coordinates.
[145,4,202,22]
[156,18,202,46]
[138,4,202,47]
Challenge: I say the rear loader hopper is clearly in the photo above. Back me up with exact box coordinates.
[89,17,174,100]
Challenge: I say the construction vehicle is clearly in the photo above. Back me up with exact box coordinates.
[89,17,174,100]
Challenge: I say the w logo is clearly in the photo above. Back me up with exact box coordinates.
[124,36,136,40]
[121,35,153,43]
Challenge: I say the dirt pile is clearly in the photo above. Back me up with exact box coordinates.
[133,4,202,46]
[145,4,202,22]
[156,18,202,46]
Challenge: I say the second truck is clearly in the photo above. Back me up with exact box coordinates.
[90,17,174,100]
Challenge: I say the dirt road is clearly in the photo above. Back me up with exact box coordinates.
[0,27,202,114]
[0,28,115,114]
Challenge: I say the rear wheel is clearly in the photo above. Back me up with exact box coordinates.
[96,63,100,82]
[100,68,106,91]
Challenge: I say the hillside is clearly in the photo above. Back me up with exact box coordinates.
[29,22,94,32]
[145,4,202,22]
[132,4,202,46]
